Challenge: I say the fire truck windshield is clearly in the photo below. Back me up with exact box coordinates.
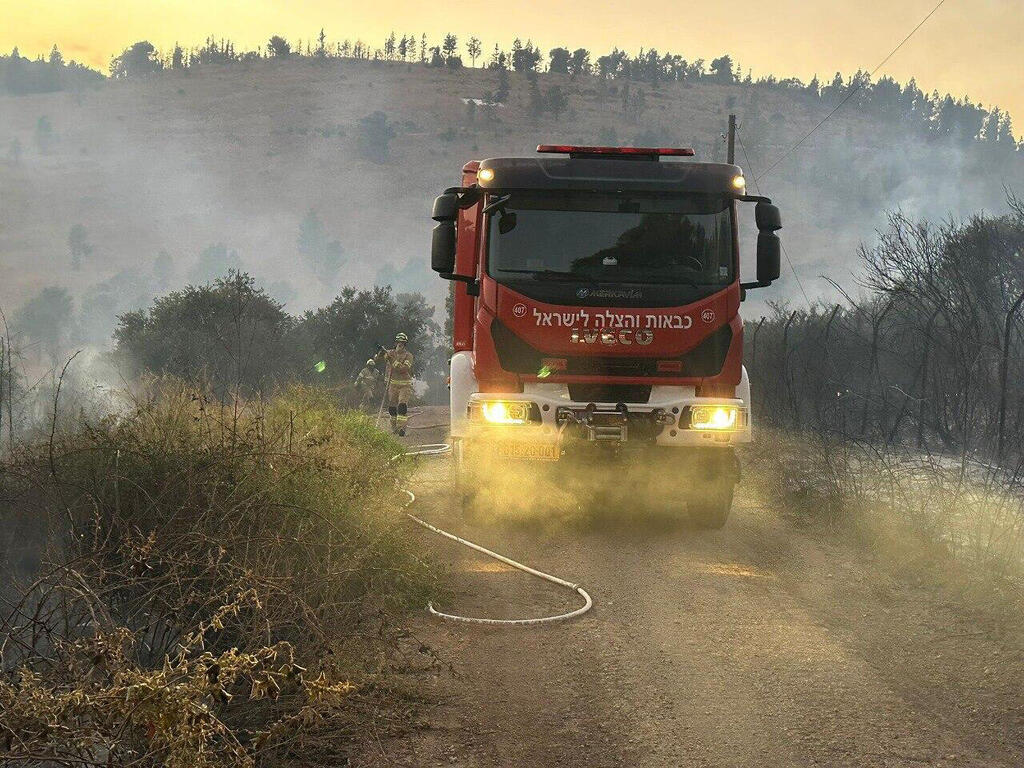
[487,192,733,288]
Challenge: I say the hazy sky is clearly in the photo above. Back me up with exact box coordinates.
[3,0,1022,129]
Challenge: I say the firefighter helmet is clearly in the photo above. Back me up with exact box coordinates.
[366,359,375,367]
[395,332,408,343]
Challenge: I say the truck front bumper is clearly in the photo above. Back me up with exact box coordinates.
[464,389,751,449]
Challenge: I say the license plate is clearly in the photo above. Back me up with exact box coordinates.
[494,440,560,461]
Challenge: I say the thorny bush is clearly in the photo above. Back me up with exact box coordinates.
[0,379,435,766]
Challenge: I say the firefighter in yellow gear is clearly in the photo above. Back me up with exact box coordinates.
[376,332,414,436]
[354,358,379,408]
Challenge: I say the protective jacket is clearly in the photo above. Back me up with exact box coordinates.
[382,348,414,385]
[355,366,378,391]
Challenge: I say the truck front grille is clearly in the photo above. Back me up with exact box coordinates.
[567,384,652,404]
[490,320,732,379]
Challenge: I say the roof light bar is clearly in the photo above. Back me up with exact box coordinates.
[537,144,695,159]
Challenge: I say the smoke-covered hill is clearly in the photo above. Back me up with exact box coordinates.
[1,56,1021,347]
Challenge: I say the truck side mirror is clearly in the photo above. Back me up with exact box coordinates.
[498,210,517,234]
[741,200,782,292]
[431,221,456,274]
[432,193,459,222]
[755,202,781,232]
[756,232,781,284]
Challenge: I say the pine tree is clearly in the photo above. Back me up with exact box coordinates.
[807,74,820,98]
[442,34,458,62]
[511,38,524,71]
[267,36,291,58]
[997,113,1016,147]
[467,37,482,67]
[548,47,570,74]
[568,48,590,79]
[355,111,395,164]
[495,68,510,103]
[546,85,568,119]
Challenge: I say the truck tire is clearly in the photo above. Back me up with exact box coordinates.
[688,481,734,529]
[687,448,738,529]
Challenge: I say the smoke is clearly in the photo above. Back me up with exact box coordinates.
[733,117,1021,314]
[1,58,1021,359]
[456,446,735,533]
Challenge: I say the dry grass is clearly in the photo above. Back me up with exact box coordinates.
[745,429,1024,607]
[0,378,435,766]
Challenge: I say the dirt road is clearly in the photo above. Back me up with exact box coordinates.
[360,413,1024,767]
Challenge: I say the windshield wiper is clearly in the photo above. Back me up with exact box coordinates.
[482,194,512,214]
[596,267,707,289]
[499,267,712,288]
[498,268,589,282]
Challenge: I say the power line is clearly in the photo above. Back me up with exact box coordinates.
[756,0,950,182]
[736,128,812,306]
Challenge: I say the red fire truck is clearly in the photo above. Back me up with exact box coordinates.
[430,145,781,527]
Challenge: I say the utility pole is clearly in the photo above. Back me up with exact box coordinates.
[727,114,736,164]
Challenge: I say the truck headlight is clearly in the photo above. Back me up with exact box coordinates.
[475,400,534,425]
[688,404,741,431]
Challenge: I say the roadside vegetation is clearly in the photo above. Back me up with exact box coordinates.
[744,199,1024,607]
[0,379,434,766]
[0,270,448,764]
[1,273,448,440]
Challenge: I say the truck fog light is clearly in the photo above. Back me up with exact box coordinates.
[479,400,532,425]
[688,404,741,431]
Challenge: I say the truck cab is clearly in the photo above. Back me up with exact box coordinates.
[431,145,781,527]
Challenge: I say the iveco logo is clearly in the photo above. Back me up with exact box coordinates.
[576,287,590,299]
[570,328,654,346]
[512,303,527,318]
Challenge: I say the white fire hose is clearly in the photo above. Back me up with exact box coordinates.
[397,442,593,626]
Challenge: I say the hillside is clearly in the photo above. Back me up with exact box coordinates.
[1,57,1021,345]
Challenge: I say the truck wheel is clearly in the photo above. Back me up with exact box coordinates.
[687,449,738,529]
[688,481,734,529]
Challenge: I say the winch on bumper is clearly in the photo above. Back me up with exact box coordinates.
[462,390,751,458]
